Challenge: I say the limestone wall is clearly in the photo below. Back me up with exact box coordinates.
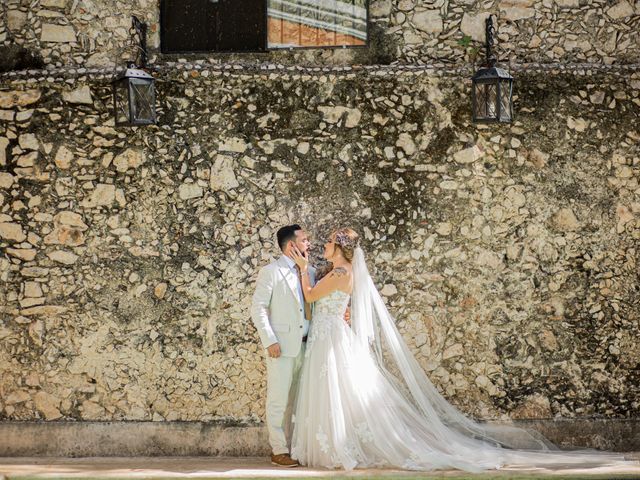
[0,64,638,424]
[1,0,638,70]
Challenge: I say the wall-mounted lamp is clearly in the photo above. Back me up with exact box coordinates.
[471,16,513,123]
[112,16,156,126]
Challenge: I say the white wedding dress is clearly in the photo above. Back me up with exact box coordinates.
[290,248,632,472]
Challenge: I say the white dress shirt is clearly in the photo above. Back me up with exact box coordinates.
[281,255,310,336]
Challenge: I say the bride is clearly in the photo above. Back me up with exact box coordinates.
[288,227,633,472]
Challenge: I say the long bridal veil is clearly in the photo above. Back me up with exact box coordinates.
[350,246,631,468]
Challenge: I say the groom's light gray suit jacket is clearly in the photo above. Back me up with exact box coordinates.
[251,256,316,358]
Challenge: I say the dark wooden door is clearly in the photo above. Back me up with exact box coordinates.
[161,0,217,53]
[216,0,266,52]
[161,0,266,53]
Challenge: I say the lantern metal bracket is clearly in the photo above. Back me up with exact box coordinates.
[130,16,148,69]
[111,15,156,127]
[484,16,497,68]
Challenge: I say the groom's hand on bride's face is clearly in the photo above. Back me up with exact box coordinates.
[267,343,281,358]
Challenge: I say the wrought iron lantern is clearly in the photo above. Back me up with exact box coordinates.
[112,16,156,126]
[471,16,513,123]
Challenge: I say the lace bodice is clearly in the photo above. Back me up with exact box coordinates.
[313,289,350,318]
[306,290,351,355]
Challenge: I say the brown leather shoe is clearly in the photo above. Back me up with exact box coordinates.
[271,453,299,467]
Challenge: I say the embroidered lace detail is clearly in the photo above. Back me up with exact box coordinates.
[402,452,424,471]
[342,442,361,470]
[313,289,350,316]
[316,426,330,454]
[355,422,374,443]
[306,290,350,357]
[290,445,302,462]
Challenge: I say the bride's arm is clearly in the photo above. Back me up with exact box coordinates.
[299,267,348,303]
[291,246,348,303]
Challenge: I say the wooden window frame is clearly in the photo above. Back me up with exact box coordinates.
[159,0,369,54]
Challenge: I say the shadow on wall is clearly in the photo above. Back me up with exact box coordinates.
[353,23,398,65]
[0,45,45,72]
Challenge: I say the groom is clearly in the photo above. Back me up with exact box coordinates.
[251,224,316,467]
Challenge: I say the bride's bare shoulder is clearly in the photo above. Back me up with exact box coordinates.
[329,267,353,294]
[327,267,353,293]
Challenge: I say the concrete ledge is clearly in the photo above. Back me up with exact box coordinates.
[0,422,270,457]
[0,419,638,457]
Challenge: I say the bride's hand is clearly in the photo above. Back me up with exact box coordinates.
[290,245,309,271]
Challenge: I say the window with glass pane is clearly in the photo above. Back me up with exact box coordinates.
[267,0,367,48]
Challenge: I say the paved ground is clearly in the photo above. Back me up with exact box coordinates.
[1,456,640,480]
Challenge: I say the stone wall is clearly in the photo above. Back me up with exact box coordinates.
[0,63,639,427]
[1,0,639,447]
[1,0,639,70]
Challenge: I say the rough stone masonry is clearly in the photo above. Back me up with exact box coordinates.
[1,0,638,68]
[0,65,638,430]
[0,0,639,451]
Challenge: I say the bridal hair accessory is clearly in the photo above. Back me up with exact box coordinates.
[335,231,359,250]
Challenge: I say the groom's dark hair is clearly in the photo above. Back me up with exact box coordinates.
[277,224,302,251]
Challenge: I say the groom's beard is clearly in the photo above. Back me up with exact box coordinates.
[293,248,309,258]
[285,251,309,261]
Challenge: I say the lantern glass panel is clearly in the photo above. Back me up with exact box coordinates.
[129,78,155,124]
[474,82,498,120]
[499,79,513,122]
[114,79,130,125]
